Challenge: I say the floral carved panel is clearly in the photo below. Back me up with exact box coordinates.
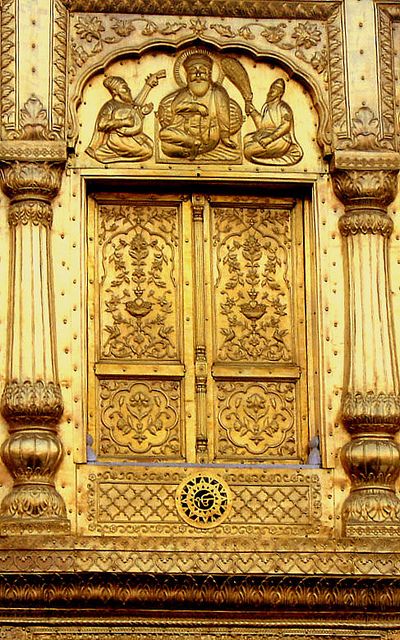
[216,381,296,460]
[96,198,181,362]
[97,379,182,459]
[211,201,293,363]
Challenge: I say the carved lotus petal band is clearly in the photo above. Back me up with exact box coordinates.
[8,200,53,227]
[338,211,393,237]
[1,381,64,427]
[341,392,400,434]
[0,161,64,204]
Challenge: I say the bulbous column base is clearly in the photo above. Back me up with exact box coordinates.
[0,382,70,535]
[341,435,400,537]
[343,489,400,538]
[0,484,70,535]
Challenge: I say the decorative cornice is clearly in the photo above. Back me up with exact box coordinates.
[63,0,340,19]
[0,573,399,614]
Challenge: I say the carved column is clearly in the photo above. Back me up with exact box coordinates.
[332,149,400,537]
[0,142,69,533]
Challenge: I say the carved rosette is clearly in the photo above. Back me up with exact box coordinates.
[0,143,69,534]
[332,149,400,537]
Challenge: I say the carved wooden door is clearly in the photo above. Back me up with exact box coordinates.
[88,190,309,465]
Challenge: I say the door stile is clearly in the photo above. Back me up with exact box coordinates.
[191,193,209,463]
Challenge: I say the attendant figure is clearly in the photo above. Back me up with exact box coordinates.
[158,51,242,161]
[86,73,163,163]
[244,79,303,165]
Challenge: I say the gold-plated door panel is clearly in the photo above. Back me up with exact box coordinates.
[88,190,310,465]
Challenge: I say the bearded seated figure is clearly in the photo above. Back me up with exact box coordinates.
[244,78,303,166]
[158,52,242,162]
[86,75,159,164]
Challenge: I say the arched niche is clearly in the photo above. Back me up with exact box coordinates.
[71,42,329,173]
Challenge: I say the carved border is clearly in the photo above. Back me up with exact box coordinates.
[0,573,398,614]
[62,1,340,19]
[376,4,400,148]
[0,0,17,136]
[327,4,349,139]
[1,545,400,575]
[14,622,400,640]
[51,0,68,136]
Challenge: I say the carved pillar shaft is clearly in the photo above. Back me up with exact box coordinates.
[332,152,400,536]
[0,158,69,534]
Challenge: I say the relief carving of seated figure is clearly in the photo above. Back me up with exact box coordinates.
[86,74,161,163]
[244,78,303,166]
[158,52,243,161]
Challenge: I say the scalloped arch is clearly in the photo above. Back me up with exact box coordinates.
[68,37,332,157]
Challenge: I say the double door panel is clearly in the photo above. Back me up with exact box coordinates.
[88,190,308,464]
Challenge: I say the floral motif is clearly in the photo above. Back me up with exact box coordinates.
[350,106,382,150]
[98,202,179,361]
[109,18,135,37]
[99,380,181,457]
[189,17,207,36]
[75,16,105,42]
[70,16,185,73]
[311,48,328,73]
[292,22,322,48]
[217,382,296,458]
[261,23,287,44]
[70,17,328,75]
[213,205,292,362]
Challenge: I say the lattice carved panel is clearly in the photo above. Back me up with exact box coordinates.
[82,468,326,537]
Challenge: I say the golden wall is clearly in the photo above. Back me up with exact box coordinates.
[0,0,400,636]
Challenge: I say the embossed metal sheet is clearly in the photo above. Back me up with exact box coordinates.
[77,465,333,539]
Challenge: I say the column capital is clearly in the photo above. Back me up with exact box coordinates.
[330,150,400,210]
[0,158,65,202]
[0,154,66,228]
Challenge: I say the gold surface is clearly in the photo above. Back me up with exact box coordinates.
[87,190,310,467]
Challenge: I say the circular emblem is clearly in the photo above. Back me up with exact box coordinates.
[176,473,231,528]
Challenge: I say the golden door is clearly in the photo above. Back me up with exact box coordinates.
[87,190,311,467]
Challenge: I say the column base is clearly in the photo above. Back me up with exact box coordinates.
[0,516,70,535]
[0,484,70,535]
[343,489,400,537]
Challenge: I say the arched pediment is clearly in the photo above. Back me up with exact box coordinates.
[67,7,348,161]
